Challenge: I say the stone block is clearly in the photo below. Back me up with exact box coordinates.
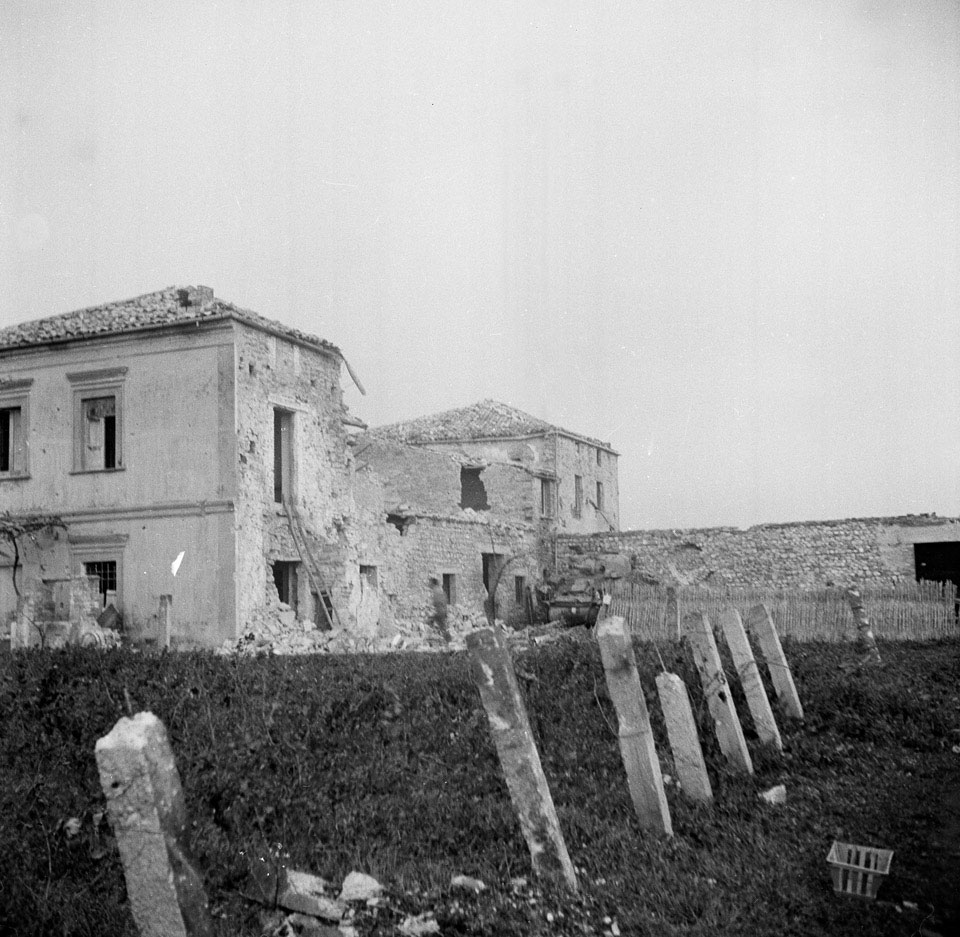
[655,672,712,804]
[95,712,212,937]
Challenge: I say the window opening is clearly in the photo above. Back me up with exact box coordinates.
[540,478,556,517]
[273,408,293,503]
[515,575,526,604]
[596,481,604,511]
[386,513,413,535]
[84,560,118,609]
[482,553,504,593]
[272,560,299,613]
[460,466,490,511]
[360,564,378,589]
[573,475,583,518]
[442,573,457,605]
[596,448,602,466]
[82,396,118,470]
[0,407,23,474]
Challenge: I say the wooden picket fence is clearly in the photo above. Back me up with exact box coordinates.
[608,580,959,642]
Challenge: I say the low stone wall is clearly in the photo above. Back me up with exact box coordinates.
[557,514,960,587]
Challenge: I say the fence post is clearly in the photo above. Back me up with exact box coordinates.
[844,587,882,665]
[596,617,672,835]
[719,608,782,751]
[95,712,212,937]
[159,594,173,649]
[465,628,578,890]
[655,672,713,804]
[745,604,804,720]
[683,611,753,775]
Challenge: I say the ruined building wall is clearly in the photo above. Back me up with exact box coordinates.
[555,515,960,587]
[233,323,354,631]
[553,435,620,534]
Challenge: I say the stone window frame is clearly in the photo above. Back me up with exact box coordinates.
[596,480,604,512]
[67,367,128,474]
[440,571,458,606]
[0,378,32,480]
[68,532,129,612]
[268,395,310,510]
[539,477,557,518]
[573,475,583,518]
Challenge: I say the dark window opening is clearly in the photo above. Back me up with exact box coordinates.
[442,573,457,605]
[386,513,413,535]
[82,396,118,470]
[573,475,583,518]
[360,564,378,589]
[596,448,602,466]
[0,407,22,474]
[914,542,960,590]
[482,552,504,593]
[596,481,604,511]
[311,590,334,630]
[84,560,118,608]
[274,408,293,503]
[540,478,556,517]
[514,575,526,604]
[272,560,299,613]
[460,466,490,511]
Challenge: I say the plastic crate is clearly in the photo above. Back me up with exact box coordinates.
[826,841,893,899]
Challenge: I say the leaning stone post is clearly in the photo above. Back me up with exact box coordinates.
[596,616,672,835]
[682,612,753,775]
[95,712,212,937]
[719,608,782,751]
[745,604,804,720]
[466,629,578,891]
[655,672,713,804]
[844,587,882,665]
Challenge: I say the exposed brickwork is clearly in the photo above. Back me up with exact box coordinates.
[556,514,960,586]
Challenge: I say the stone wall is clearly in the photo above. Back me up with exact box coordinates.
[553,435,620,534]
[556,514,960,587]
[234,323,355,632]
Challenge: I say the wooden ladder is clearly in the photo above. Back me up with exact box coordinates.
[282,499,340,630]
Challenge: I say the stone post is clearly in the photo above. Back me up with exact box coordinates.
[682,612,753,775]
[655,672,713,804]
[466,629,578,890]
[95,712,212,937]
[718,608,782,751]
[159,594,173,649]
[595,616,672,835]
[745,604,804,720]
[844,587,882,665]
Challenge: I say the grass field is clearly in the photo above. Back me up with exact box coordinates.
[1,635,958,936]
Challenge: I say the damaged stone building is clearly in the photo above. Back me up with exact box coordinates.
[0,286,368,647]
[352,400,620,626]
[0,288,622,647]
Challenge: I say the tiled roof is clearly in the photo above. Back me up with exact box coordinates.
[369,399,615,450]
[0,286,340,356]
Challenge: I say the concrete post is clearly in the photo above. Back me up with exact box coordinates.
[718,608,782,751]
[595,616,672,835]
[682,612,753,775]
[95,712,212,937]
[745,604,804,721]
[655,672,713,804]
[844,587,882,665]
[465,628,578,891]
[159,594,173,649]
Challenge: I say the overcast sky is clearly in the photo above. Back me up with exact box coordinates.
[2,1,958,530]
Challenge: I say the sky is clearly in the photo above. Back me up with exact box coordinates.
[2,1,958,530]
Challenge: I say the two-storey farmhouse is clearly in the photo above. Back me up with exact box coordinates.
[0,286,364,646]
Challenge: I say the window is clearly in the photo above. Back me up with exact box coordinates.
[0,407,24,475]
[573,475,583,518]
[69,368,126,472]
[0,379,31,478]
[596,481,604,511]
[481,552,504,593]
[596,448,602,467]
[272,560,299,612]
[442,573,457,605]
[514,575,526,604]
[540,478,556,517]
[460,466,489,510]
[274,408,294,503]
[360,564,378,589]
[84,560,118,609]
